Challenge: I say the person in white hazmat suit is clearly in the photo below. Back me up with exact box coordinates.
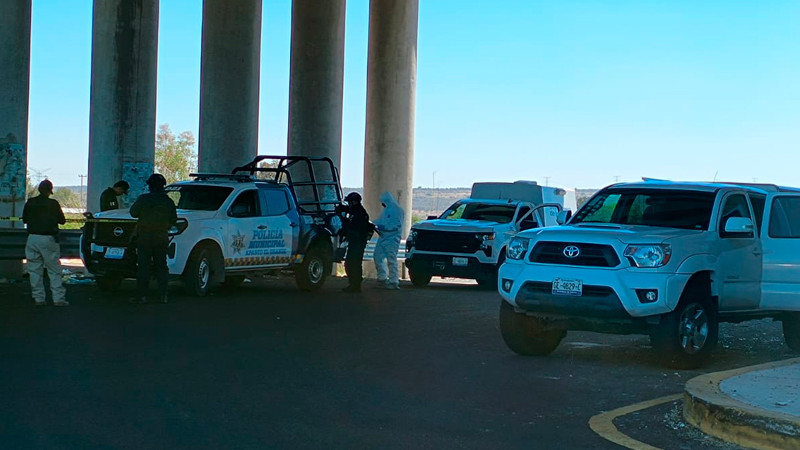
[373,191,405,289]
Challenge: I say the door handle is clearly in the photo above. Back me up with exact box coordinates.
[752,251,762,257]
[257,225,268,230]
[290,222,298,228]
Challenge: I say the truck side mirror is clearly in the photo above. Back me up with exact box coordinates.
[427,215,438,220]
[556,210,572,225]
[723,217,754,234]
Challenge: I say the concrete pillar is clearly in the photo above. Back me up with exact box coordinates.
[363,0,419,237]
[198,0,262,173]
[0,0,32,278]
[287,0,346,169]
[87,0,159,212]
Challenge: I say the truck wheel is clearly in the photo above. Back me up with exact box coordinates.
[650,283,718,369]
[409,268,432,287]
[499,300,565,356]
[295,245,329,291]
[96,275,122,293]
[476,276,495,289]
[477,251,505,290]
[184,245,216,296]
[782,313,800,352]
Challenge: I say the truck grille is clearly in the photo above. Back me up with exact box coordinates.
[529,241,620,267]
[91,221,138,246]
[414,230,481,253]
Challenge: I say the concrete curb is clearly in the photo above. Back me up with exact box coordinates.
[684,358,800,450]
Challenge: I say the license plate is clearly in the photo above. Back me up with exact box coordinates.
[552,278,582,296]
[104,247,125,260]
[452,257,468,266]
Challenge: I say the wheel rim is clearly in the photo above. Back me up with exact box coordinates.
[197,258,210,289]
[308,258,323,284]
[678,303,708,354]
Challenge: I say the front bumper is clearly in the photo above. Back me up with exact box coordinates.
[498,261,691,318]
[405,253,496,280]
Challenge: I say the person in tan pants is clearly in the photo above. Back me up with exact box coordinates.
[22,180,67,306]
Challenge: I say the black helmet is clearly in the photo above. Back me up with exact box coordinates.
[344,192,362,203]
[146,173,167,190]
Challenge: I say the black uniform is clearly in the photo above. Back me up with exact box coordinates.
[340,203,373,291]
[130,190,177,301]
[100,187,121,211]
[22,195,66,237]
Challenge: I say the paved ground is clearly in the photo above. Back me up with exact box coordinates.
[1,274,796,449]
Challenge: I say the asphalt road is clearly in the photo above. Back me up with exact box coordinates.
[0,275,795,449]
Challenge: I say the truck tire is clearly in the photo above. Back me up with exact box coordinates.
[477,251,506,290]
[409,268,432,287]
[650,282,718,369]
[499,300,565,356]
[295,245,329,291]
[184,244,217,297]
[96,275,122,293]
[782,313,800,352]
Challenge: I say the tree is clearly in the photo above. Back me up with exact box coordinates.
[155,124,197,184]
[52,187,82,209]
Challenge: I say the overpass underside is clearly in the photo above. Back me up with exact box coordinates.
[0,0,418,271]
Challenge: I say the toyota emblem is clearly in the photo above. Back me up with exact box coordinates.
[563,245,580,258]
[113,227,124,237]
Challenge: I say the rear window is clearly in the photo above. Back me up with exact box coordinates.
[769,196,800,238]
[572,188,716,230]
[166,185,233,211]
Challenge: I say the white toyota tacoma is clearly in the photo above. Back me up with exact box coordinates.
[498,180,800,368]
[81,156,346,295]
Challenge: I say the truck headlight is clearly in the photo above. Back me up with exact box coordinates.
[507,237,530,260]
[623,244,672,268]
[475,233,495,241]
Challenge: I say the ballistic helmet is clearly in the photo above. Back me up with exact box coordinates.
[344,192,362,203]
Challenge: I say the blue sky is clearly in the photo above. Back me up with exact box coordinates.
[27,0,800,189]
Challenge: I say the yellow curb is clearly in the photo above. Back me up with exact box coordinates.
[589,393,682,450]
[684,357,800,450]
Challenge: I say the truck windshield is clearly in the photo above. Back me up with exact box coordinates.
[441,202,516,223]
[571,189,716,230]
[166,185,234,211]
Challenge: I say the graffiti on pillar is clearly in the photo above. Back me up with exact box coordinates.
[0,143,26,204]
[121,162,154,208]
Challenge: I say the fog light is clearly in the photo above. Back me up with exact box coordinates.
[502,279,513,292]
[635,289,658,304]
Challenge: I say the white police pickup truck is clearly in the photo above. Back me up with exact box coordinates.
[81,156,346,295]
[498,180,800,368]
[404,181,574,288]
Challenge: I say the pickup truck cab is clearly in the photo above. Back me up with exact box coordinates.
[405,181,573,288]
[81,156,345,295]
[498,180,800,368]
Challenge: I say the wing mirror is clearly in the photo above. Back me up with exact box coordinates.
[426,215,438,220]
[556,210,572,225]
[724,217,754,233]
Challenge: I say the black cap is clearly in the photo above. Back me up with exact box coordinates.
[146,173,167,190]
[344,192,362,202]
[38,179,54,195]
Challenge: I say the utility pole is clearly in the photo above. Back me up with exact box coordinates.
[543,176,550,186]
[431,171,438,217]
[79,174,87,210]
[613,175,621,183]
